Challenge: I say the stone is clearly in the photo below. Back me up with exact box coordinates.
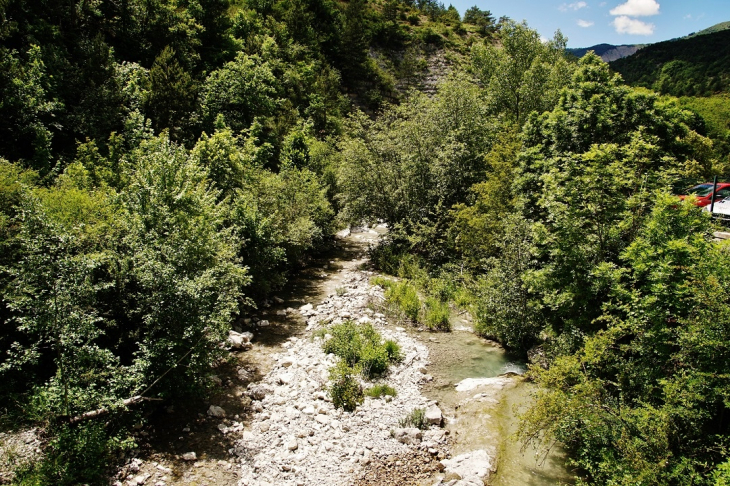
[286,439,298,451]
[258,319,270,327]
[228,330,253,350]
[425,405,443,426]
[454,377,512,392]
[247,384,272,400]
[128,474,148,486]
[182,452,197,461]
[207,405,226,418]
[393,427,422,445]
[440,450,493,484]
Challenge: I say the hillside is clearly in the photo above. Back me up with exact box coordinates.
[687,20,730,38]
[610,28,730,96]
[567,43,641,62]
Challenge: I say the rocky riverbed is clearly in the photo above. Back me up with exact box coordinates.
[103,227,518,486]
[233,266,452,486]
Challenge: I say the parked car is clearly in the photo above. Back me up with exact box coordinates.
[703,196,730,216]
[678,182,730,207]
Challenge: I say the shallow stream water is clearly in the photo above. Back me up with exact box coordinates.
[420,329,574,485]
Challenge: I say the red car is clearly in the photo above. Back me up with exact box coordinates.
[679,182,730,207]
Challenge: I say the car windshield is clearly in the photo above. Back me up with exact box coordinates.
[684,184,715,197]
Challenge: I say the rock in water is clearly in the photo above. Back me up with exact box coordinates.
[182,452,197,461]
[425,405,443,426]
[440,450,492,484]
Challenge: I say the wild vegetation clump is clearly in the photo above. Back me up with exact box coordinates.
[364,384,397,399]
[317,321,402,411]
[371,274,452,331]
[398,408,427,430]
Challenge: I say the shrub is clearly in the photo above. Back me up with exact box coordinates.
[359,342,389,378]
[321,322,401,377]
[399,408,427,429]
[321,322,402,409]
[328,361,363,412]
[384,339,403,362]
[365,384,397,398]
[421,297,451,331]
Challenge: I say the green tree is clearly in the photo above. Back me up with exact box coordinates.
[0,46,59,174]
[337,77,495,261]
[145,46,197,138]
[517,54,715,342]
[199,52,279,134]
[519,195,729,485]
[471,20,573,126]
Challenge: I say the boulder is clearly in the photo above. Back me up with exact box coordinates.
[454,377,512,392]
[208,405,226,418]
[181,452,197,461]
[440,450,492,484]
[228,330,253,350]
[425,405,443,426]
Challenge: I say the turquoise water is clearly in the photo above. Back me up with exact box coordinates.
[422,330,573,486]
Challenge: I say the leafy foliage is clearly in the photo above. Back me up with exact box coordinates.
[320,322,401,411]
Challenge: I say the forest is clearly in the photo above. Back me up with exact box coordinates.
[610,28,730,97]
[1,0,730,485]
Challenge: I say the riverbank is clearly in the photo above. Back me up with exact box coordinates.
[102,227,568,486]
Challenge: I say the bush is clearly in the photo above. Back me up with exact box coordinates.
[365,384,397,398]
[328,361,363,412]
[421,297,451,331]
[321,321,400,377]
[359,342,390,378]
[384,339,403,362]
[399,408,427,429]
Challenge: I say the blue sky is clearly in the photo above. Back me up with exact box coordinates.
[448,0,730,48]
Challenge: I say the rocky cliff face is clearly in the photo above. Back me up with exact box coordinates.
[600,45,641,62]
[568,43,642,62]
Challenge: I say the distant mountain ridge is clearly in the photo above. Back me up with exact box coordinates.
[568,21,730,64]
[567,43,642,62]
[610,28,730,97]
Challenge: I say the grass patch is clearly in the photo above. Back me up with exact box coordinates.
[364,384,397,398]
[372,277,421,323]
[398,408,427,429]
[421,297,451,331]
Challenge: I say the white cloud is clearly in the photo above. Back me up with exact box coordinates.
[599,1,607,6]
[613,15,655,34]
[559,1,588,12]
[610,0,660,17]
[577,19,595,27]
